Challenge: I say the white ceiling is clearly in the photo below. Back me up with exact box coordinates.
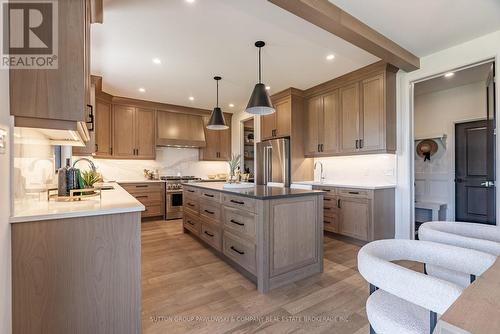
[329,0,500,57]
[414,62,493,96]
[92,0,379,111]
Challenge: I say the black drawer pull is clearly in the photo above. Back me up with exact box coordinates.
[135,185,148,188]
[230,199,245,205]
[230,219,244,226]
[204,209,215,215]
[337,199,341,208]
[230,246,245,255]
[324,221,331,224]
[324,207,330,210]
[187,203,195,207]
[187,220,195,226]
[322,189,331,192]
[135,195,148,199]
[204,231,214,237]
[348,191,360,195]
[204,193,215,198]
[187,189,195,193]
[324,198,332,201]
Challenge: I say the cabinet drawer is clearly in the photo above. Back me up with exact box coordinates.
[200,222,222,251]
[337,188,372,199]
[184,197,199,214]
[132,192,162,203]
[323,205,338,218]
[222,194,256,213]
[324,214,339,233]
[313,186,336,197]
[142,204,163,218]
[183,187,199,196]
[199,189,221,202]
[183,213,201,236]
[223,206,256,240]
[223,232,256,275]
[121,182,163,194]
[199,201,221,223]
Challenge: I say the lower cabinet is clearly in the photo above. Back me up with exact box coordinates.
[314,185,394,241]
[120,182,165,219]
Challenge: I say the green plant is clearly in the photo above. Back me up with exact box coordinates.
[80,170,103,188]
[227,154,241,182]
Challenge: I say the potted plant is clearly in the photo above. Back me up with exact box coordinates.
[227,154,241,183]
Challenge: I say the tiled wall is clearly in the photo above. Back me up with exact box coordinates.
[75,147,229,181]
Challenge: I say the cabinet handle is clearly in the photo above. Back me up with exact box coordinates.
[324,220,331,224]
[204,209,215,215]
[230,199,245,205]
[230,219,245,226]
[135,195,148,199]
[95,144,98,152]
[355,140,359,149]
[324,198,332,201]
[348,191,360,195]
[337,199,341,208]
[187,189,195,193]
[204,231,214,237]
[135,185,148,188]
[321,144,324,152]
[187,203,195,207]
[203,193,214,198]
[187,220,195,226]
[360,139,363,149]
[322,189,331,192]
[110,147,113,155]
[317,144,320,152]
[324,207,330,210]
[230,246,245,255]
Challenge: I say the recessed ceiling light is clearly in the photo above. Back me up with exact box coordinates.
[265,86,271,90]
[229,103,235,108]
[138,88,146,93]
[152,58,161,64]
[444,72,455,78]
[189,96,195,101]
[185,0,195,3]
[326,54,335,60]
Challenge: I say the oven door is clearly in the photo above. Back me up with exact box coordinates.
[166,191,183,219]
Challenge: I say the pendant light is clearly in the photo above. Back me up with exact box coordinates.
[207,76,229,130]
[246,41,275,115]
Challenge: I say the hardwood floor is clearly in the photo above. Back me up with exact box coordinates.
[142,219,365,333]
[141,219,419,333]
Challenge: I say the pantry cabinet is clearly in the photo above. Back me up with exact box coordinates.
[305,62,397,157]
[199,113,232,161]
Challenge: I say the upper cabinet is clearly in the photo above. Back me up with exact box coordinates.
[10,0,98,131]
[260,98,291,140]
[305,62,397,157]
[200,114,232,161]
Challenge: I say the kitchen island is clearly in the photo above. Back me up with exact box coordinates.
[10,183,143,334]
[182,182,324,293]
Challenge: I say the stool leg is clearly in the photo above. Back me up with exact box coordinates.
[430,311,437,333]
[370,325,376,334]
[369,284,378,334]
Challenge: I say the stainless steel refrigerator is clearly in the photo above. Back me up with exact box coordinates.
[256,138,291,187]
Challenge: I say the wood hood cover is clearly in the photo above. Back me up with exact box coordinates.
[156,110,207,148]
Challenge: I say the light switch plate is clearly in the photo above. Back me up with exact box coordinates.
[0,128,6,154]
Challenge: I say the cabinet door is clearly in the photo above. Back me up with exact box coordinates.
[135,108,156,159]
[260,114,276,140]
[322,90,340,154]
[305,96,321,155]
[340,83,360,153]
[218,114,232,161]
[360,74,385,152]
[275,99,291,138]
[200,116,220,161]
[339,197,370,241]
[94,99,112,157]
[113,105,136,157]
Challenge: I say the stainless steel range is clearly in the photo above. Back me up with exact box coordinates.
[161,176,201,220]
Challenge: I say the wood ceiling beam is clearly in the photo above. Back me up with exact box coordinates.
[268,0,420,72]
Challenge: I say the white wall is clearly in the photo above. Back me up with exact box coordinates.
[397,29,500,238]
[414,82,486,220]
[75,147,229,181]
[0,68,12,333]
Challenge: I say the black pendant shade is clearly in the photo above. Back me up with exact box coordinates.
[246,41,275,115]
[207,76,228,130]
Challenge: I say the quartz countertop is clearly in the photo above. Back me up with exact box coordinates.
[184,182,324,200]
[10,182,145,223]
[292,180,396,190]
[114,179,165,183]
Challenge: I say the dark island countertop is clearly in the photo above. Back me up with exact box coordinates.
[184,182,324,200]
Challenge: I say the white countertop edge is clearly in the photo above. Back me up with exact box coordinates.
[292,181,396,190]
[9,204,145,224]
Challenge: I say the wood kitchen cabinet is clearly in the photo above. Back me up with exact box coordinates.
[200,113,232,161]
[94,98,113,157]
[10,0,98,132]
[304,62,397,157]
[113,105,156,159]
[338,196,370,241]
[305,90,340,156]
[260,98,291,140]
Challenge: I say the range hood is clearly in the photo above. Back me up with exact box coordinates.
[156,110,206,148]
[14,117,90,147]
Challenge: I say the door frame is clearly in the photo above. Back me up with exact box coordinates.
[405,58,498,238]
[239,115,255,172]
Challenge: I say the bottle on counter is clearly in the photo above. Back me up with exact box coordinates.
[57,158,80,197]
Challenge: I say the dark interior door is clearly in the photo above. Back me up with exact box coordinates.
[455,120,495,224]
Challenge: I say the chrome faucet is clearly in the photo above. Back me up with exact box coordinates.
[314,161,325,183]
[73,157,97,172]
